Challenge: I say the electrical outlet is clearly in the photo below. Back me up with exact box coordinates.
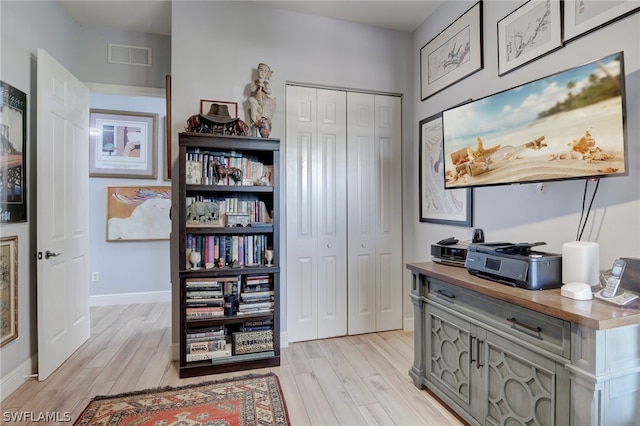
[91,272,100,282]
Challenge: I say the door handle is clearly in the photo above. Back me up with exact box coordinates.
[45,250,62,259]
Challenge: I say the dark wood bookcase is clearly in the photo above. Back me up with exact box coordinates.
[178,132,280,378]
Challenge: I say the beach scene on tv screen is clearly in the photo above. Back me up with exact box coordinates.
[443,52,626,189]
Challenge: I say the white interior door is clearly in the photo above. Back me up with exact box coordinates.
[286,86,347,342]
[36,49,90,380]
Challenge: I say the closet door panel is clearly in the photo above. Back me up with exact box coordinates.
[286,86,319,342]
[347,93,377,335]
[317,89,347,338]
[375,95,403,331]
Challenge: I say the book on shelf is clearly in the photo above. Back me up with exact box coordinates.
[186,348,232,362]
[186,338,227,354]
[186,299,224,308]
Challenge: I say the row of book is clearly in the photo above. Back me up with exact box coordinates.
[187,234,269,267]
[186,150,273,186]
[185,197,271,225]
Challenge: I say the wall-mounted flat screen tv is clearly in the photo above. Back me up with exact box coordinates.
[442,51,627,189]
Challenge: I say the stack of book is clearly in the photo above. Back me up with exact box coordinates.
[185,325,230,362]
[238,275,274,315]
[185,278,225,320]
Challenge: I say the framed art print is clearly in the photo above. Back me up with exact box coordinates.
[106,186,171,241]
[89,109,158,179]
[497,0,562,75]
[0,81,27,223]
[420,2,483,100]
[564,0,640,42]
[419,113,472,226]
[0,235,18,347]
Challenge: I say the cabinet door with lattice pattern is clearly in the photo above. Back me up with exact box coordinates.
[484,331,570,426]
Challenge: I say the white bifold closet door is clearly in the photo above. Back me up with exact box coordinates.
[286,86,348,342]
[346,92,402,335]
[286,86,402,342]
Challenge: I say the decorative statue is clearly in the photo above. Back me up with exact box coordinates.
[249,63,276,137]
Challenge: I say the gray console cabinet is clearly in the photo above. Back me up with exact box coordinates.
[408,262,640,426]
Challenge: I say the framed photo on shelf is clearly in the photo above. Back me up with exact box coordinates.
[419,113,472,227]
[89,109,158,179]
[497,0,562,75]
[200,100,238,118]
[564,0,640,42]
[0,80,27,223]
[420,1,483,100]
[106,186,171,241]
[0,235,18,347]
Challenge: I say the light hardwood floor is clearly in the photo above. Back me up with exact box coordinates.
[1,302,463,425]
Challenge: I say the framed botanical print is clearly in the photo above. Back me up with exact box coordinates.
[497,0,563,75]
[420,2,484,100]
[564,0,640,42]
[419,113,472,226]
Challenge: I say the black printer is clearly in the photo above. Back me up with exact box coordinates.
[464,242,562,290]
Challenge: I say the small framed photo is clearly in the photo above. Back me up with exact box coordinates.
[200,100,238,118]
[420,2,483,100]
[90,109,158,179]
[0,235,18,347]
[564,0,640,42]
[106,186,171,241]
[419,113,472,227]
[497,0,563,76]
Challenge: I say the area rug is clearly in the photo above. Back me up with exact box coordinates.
[74,373,290,425]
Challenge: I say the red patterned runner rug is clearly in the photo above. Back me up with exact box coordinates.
[74,373,290,425]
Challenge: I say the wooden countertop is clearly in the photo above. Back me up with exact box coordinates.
[407,262,640,330]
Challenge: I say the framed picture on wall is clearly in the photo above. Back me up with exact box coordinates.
[419,113,472,226]
[564,0,640,42]
[420,2,483,101]
[497,0,563,75]
[0,235,18,347]
[0,81,27,223]
[106,186,171,241]
[89,109,158,179]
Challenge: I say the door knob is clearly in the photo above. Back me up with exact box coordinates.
[45,250,61,259]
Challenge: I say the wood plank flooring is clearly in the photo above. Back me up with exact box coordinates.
[1,302,463,425]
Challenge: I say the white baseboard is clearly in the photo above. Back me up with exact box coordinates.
[404,316,414,332]
[0,355,37,402]
[90,290,171,306]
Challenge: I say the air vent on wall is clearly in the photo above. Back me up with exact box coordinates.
[108,43,152,67]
